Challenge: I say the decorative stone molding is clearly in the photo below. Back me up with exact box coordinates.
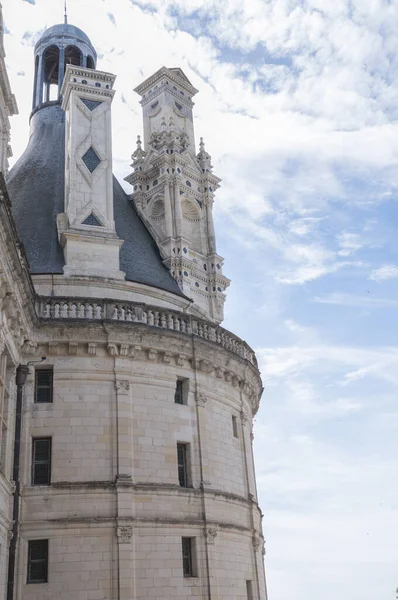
[240,410,248,425]
[88,342,97,356]
[147,348,157,361]
[196,391,207,407]
[117,526,132,544]
[120,343,130,357]
[176,353,185,367]
[129,345,142,358]
[262,541,266,556]
[163,351,172,364]
[250,432,254,444]
[253,536,262,552]
[48,341,59,356]
[22,340,38,355]
[115,380,130,393]
[116,474,133,485]
[215,367,223,379]
[204,527,217,545]
[107,343,118,357]
[38,297,258,366]
[68,342,78,355]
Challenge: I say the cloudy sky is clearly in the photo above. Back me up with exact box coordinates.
[3,0,398,598]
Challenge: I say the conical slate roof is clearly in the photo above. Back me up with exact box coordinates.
[7,102,184,297]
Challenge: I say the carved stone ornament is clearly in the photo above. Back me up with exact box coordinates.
[240,410,248,425]
[215,367,223,379]
[115,380,130,394]
[250,432,254,444]
[147,348,157,361]
[262,541,266,556]
[176,353,185,367]
[88,343,97,356]
[22,340,37,355]
[120,344,130,357]
[107,343,118,357]
[252,536,262,552]
[48,341,59,356]
[130,345,142,359]
[196,391,207,407]
[204,527,217,545]
[0,337,5,357]
[117,526,132,544]
[68,342,78,355]
[163,352,172,364]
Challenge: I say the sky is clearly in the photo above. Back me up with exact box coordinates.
[2,0,398,598]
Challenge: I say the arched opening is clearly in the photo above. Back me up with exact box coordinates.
[86,55,95,69]
[43,45,60,102]
[64,45,82,68]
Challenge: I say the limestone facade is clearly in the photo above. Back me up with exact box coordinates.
[0,11,268,600]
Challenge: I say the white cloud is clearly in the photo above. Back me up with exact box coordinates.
[370,264,398,281]
[313,292,398,308]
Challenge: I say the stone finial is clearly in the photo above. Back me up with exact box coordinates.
[131,135,146,168]
[197,137,213,172]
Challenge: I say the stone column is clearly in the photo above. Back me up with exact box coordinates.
[174,180,183,239]
[205,196,217,254]
[58,46,65,96]
[163,177,173,239]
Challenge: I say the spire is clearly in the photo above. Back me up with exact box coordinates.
[197,137,213,173]
[64,0,68,24]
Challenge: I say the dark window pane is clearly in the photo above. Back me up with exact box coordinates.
[28,540,48,584]
[35,369,53,403]
[182,538,192,576]
[177,443,187,487]
[32,438,51,485]
[174,380,184,404]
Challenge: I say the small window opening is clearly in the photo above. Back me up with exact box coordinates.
[182,537,196,577]
[177,442,190,487]
[246,580,253,600]
[27,540,48,584]
[32,438,52,486]
[35,368,53,404]
[232,415,239,438]
[174,378,188,405]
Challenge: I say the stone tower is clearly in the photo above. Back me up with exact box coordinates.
[0,12,268,600]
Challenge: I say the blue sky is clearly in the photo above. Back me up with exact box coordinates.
[3,0,398,598]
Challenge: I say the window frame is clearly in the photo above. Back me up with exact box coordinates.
[181,537,196,577]
[27,539,49,584]
[232,415,239,438]
[246,580,254,600]
[174,378,189,405]
[34,368,54,404]
[32,437,52,486]
[177,442,190,487]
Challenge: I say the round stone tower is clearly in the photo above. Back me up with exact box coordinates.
[6,19,268,600]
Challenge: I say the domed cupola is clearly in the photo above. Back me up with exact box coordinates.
[7,19,184,301]
[32,21,97,110]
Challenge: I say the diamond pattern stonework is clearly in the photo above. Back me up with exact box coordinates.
[82,147,101,173]
[80,98,103,111]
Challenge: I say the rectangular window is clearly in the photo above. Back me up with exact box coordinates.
[182,537,196,577]
[32,438,51,486]
[246,580,253,600]
[174,379,184,404]
[27,539,48,584]
[35,369,53,404]
[177,442,189,487]
[232,415,239,438]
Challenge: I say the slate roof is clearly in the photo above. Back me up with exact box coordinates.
[7,102,184,297]
[35,23,95,54]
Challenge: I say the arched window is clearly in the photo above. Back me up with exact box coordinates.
[64,45,82,68]
[43,45,60,102]
[86,55,95,69]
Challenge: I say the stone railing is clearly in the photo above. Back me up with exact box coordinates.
[36,297,257,367]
